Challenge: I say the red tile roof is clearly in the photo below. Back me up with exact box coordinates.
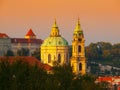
[0,33,9,38]
[11,38,43,44]
[97,77,113,82]
[25,29,36,36]
[0,56,52,71]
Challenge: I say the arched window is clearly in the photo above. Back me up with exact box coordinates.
[48,54,51,63]
[78,45,81,53]
[58,54,61,63]
[79,63,82,71]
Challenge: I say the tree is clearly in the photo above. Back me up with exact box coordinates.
[17,48,29,56]
[0,57,48,90]
[31,48,40,60]
[69,74,104,90]
[85,43,102,60]
[113,43,120,49]
[86,42,120,75]
[5,49,14,56]
[52,63,74,90]
[0,57,105,90]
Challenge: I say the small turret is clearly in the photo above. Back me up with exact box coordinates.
[73,18,84,39]
[25,29,36,39]
[50,19,60,37]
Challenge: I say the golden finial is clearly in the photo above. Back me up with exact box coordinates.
[52,18,57,28]
[77,17,80,25]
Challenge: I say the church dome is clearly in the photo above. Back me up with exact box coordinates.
[41,36,68,46]
[41,19,68,47]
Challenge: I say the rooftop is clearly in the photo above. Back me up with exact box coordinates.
[0,56,52,71]
[25,29,36,36]
[0,33,9,38]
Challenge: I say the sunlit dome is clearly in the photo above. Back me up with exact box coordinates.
[41,36,68,46]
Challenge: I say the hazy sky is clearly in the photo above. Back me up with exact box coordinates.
[0,0,120,45]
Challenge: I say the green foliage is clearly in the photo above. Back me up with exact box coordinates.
[68,74,104,90]
[5,49,14,56]
[17,48,29,56]
[86,42,120,68]
[52,64,74,90]
[31,48,40,60]
[0,58,104,90]
[0,58,47,90]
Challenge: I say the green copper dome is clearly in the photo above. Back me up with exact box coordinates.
[41,36,68,46]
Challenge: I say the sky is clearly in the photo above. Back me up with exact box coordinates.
[0,0,120,45]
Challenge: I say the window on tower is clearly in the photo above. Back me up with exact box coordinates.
[79,33,81,36]
[78,45,81,52]
[78,38,82,41]
[48,54,51,63]
[79,63,82,71]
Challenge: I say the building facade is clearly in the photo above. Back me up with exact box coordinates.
[11,29,43,56]
[0,33,11,56]
[70,19,86,75]
[41,20,69,66]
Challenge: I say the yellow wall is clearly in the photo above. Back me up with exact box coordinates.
[41,46,69,66]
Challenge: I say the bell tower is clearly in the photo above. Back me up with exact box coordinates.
[71,18,86,75]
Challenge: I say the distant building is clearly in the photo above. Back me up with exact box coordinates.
[1,19,87,76]
[41,19,86,75]
[41,20,69,66]
[96,76,120,90]
[11,29,43,56]
[0,33,11,56]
